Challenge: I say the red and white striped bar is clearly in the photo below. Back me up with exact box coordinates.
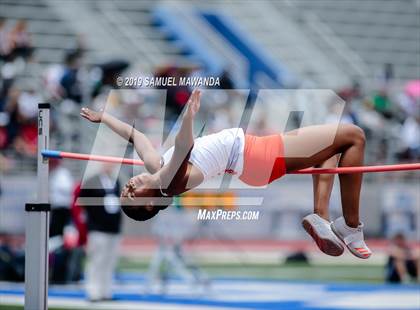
[42,150,420,174]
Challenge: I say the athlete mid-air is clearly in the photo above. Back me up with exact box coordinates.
[80,89,371,259]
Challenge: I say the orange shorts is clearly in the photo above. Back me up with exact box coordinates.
[239,134,286,187]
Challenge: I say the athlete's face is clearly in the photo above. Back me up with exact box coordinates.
[120,173,172,221]
[121,173,163,210]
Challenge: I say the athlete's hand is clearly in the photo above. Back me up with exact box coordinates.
[80,107,103,123]
[186,89,201,118]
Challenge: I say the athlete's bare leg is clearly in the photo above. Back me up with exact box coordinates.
[312,155,339,221]
[283,124,365,228]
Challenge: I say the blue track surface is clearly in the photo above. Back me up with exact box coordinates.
[1,274,419,309]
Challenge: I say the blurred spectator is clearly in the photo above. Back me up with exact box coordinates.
[43,37,85,98]
[218,69,234,90]
[97,60,129,89]
[336,81,364,125]
[44,64,66,101]
[71,181,88,247]
[79,163,122,302]
[0,18,11,62]
[212,69,237,126]
[397,116,420,160]
[372,88,394,119]
[384,63,395,85]
[49,226,83,284]
[17,86,41,120]
[3,87,19,148]
[382,184,418,239]
[48,181,86,285]
[73,33,87,56]
[0,81,14,113]
[49,159,74,237]
[0,153,12,171]
[386,233,419,283]
[0,235,24,282]
[155,65,191,137]
[60,50,83,104]
[8,20,32,61]
[397,89,419,116]
[69,181,88,283]
[3,86,38,157]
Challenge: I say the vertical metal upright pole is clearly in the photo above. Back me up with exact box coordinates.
[25,103,50,310]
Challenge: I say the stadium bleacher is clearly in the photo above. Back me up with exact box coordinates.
[1,0,418,86]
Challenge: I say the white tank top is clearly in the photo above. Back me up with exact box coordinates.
[162,128,245,181]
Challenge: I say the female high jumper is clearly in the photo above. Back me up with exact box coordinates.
[80,89,371,259]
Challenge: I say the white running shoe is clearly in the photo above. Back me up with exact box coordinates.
[302,214,344,256]
[331,216,372,259]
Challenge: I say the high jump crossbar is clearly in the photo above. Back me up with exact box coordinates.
[41,150,420,175]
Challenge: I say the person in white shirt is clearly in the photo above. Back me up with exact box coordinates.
[78,163,122,302]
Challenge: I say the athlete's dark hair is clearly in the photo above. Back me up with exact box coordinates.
[120,189,172,221]
[120,204,166,221]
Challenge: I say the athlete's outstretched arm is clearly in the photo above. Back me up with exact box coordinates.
[174,89,200,151]
[158,89,202,189]
[80,107,161,173]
